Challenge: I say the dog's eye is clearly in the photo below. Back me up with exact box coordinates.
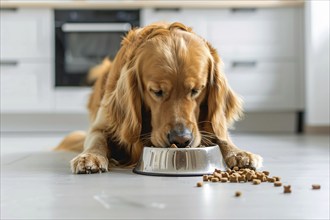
[191,89,199,97]
[153,90,164,97]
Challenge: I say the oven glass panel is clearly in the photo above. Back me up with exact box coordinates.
[64,32,122,74]
[55,9,140,87]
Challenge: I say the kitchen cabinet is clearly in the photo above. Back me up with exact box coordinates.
[0,5,305,132]
[0,8,52,60]
[141,8,208,38]
[0,61,53,112]
[223,60,298,111]
[206,8,298,59]
[0,8,54,112]
[141,8,304,112]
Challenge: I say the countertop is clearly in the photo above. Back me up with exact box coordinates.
[0,0,304,9]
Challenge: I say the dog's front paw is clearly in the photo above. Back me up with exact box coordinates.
[70,153,109,174]
[224,151,263,170]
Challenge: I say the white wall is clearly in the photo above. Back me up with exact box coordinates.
[305,1,330,126]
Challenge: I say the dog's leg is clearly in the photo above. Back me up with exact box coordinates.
[215,138,263,170]
[70,107,110,174]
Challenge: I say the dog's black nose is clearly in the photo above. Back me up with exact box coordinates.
[168,125,193,148]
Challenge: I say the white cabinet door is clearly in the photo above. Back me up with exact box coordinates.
[0,61,53,112]
[207,8,297,59]
[142,8,298,60]
[0,8,53,60]
[223,59,298,111]
[141,8,208,38]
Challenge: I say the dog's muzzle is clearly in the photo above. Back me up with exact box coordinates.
[168,124,193,148]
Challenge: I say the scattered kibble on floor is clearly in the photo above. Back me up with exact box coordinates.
[196,182,203,187]
[202,167,277,184]
[235,191,242,197]
[283,185,292,193]
[274,182,282,187]
[198,168,320,195]
[312,184,321,190]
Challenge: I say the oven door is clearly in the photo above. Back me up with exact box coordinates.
[55,22,131,87]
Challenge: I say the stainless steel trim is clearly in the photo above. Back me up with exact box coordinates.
[231,8,257,13]
[134,145,226,176]
[0,60,19,66]
[232,61,257,68]
[61,23,132,32]
[0,8,18,12]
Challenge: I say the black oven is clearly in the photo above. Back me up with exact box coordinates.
[55,10,140,87]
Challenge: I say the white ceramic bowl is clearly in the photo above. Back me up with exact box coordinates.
[133,145,226,176]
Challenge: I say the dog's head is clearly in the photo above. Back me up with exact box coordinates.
[108,22,242,149]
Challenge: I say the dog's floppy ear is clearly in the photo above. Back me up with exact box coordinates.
[206,42,243,138]
[114,66,142,144]
[103,29,143,146]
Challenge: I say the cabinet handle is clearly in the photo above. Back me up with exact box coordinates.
[62,23,131,32]
[232,61,257,68]
[0,8,18,12]
[231,8,257,13]
[154,8,181,12]
[0,60,19,66]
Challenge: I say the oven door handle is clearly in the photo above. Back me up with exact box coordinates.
[61,23,132,32]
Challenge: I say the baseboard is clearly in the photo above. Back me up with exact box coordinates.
[304,126,330,134]
[1,113,89,132]
[232,112,298,133]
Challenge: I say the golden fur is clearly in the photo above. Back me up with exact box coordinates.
[55,22,262,174]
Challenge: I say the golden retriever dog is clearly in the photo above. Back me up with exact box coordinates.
[55,22,263,174]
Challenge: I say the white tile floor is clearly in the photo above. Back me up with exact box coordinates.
[1,132,329,219]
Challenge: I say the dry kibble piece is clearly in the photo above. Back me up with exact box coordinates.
[246,172,253,181]
[253,179,261,185]
[213,172,222,179]
[312,184,321,190]
[262,171,270,176]
[170,144,178,148]
[240,168,247,172]
[274,182,282,187]
[232,172,241,178]
[235,191,242,197]
[229,175,239,183]
[222,172,230,178]
[221,178,228,183]
[274,176,281,181]
[261,176,267,182]
[214,168,221,173]
[211,177,219,182]
[256,172,265,180]
[233,166,239,171]
[283,185,292,193]
[238,175,247,182]
[267,177,276,183]
[196,182,203,187]
[203,175,209,182]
